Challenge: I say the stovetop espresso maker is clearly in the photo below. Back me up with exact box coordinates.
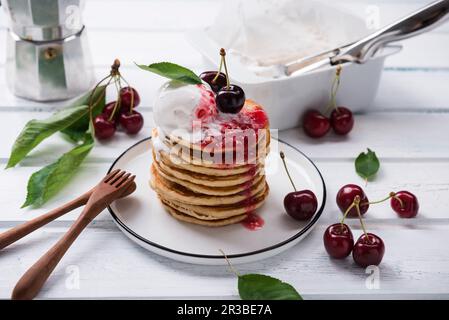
[1,0,95,101]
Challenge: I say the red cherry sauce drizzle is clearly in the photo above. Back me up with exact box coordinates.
[196,103,269,165]
[193,92,268,230]
[240,164,265,231]
[242,213,265,231]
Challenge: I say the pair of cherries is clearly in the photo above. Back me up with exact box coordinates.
[200,49,245,114]
[303,65,354,138]
[336,184,419,219]
[324,184,419,267]
[94,86,144,140]
[324,223,384,267]
[303,107,354,138]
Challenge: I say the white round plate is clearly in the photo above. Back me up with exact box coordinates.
[108,138,326,265]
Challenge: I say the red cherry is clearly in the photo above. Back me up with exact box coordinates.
[103,101,120,124]
[200,71,227,93]
[302,110,330,138]
[94,114,116,140]
[216,85,245,114]
[330,106,354,135]
[283,190,318,220]
[323,223,354,259]
[336,184,369,218]
[352,233,385,267]
[119,110,144,134]
[120,86,140,111]
[391,191,419,218]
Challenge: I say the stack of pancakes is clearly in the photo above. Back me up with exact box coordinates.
[150,100,270,227]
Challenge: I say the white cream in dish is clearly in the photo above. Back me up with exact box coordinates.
[206,0,368,78]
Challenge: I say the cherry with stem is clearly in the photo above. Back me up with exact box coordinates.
[327,65,354,135]
[352,195,385,267]
[280,151,318,220]
[215,49,245,114]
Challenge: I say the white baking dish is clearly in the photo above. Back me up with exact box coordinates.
[188,29,401,131]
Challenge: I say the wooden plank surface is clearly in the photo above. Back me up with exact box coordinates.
[1,225,449,299]
[0,0,448,299]
[1,112,449,162]
[1,159,448,223]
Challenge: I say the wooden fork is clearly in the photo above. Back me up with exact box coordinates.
[0,170,136,251]
[11,169,136,300]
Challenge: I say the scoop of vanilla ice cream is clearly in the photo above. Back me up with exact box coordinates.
[153,81,202,137]
[153,80,217,143]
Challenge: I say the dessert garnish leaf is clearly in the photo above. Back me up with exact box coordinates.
[220,250,301,300]
[238,274,302,300]
[355,148,380,181]
[6,86,105,168]
[22,133,94,208]
[136,62,202,85]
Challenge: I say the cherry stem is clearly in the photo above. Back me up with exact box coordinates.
[108,76,122,122]
[219,249,240,277]
[340,202,356,225]
[110,58,121,77]
[280,151,297,192]
[325,64,342,115]
[362,192,396,206]
[88,74,111,133]
[119,75,135,113]
[354,195,369,239]
[120,74,130,87]
[212,57,223,84]
[220,48,230,90]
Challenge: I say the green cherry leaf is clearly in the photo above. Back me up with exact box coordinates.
[136,62,202,85]
[6,86,105,168]
[22,133,94,208]
[355,148,380,181]
[238,274,302,300]
[6,105,90,169]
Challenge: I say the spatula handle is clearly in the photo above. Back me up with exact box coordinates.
[334,0,449,64]
[11,197,107,300]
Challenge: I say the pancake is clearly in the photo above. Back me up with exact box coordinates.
[150,98,270,227]
[161,202,248,227]
[155,145,261,176]
[159,185,269,220]
[154,150,264,187]
[166,128,270,159]
[154,160,264,195]
[153,128,270,170]
[150,164,267,206]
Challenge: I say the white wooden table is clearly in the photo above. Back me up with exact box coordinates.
[1,0,449,299]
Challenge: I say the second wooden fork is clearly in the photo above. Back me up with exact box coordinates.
[11,169,136,300]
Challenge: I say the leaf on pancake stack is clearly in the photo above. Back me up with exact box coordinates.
[136,62,202,85]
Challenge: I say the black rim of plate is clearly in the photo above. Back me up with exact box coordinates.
[107,137,326,260]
